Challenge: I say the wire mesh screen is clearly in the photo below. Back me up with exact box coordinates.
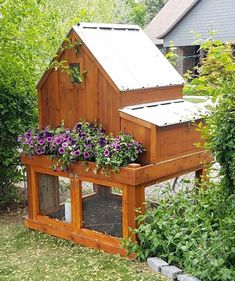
[38,173,71,223]
[81,181,122,237]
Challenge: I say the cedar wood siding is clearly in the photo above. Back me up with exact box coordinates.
[38,30,183,135]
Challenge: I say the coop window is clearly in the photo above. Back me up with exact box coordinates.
[69,63,82,84]
[81,181,123,237]
[37,173,71,224]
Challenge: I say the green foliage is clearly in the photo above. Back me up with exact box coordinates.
[185,38,235,195]
[184,39,235,96]
[0,0,61,206]
[126,0,146,27]
[124,0,167,27]
[123,183,235,281]
[165,41,178,66]
[144,0,166,25]
[203,84,235,195]
[48,0,130,29]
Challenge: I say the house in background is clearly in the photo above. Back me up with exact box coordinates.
[144,0,235,75]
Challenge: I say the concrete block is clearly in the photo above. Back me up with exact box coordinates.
[177,273,201,281]
[147,257,168,272]
[161,265,183,280]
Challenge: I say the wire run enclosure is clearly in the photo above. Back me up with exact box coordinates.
[22,23,209,255]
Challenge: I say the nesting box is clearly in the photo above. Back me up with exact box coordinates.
[22,23,209,255]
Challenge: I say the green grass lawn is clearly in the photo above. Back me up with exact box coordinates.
[0,215,167,281]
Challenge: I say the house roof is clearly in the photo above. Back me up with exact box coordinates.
[144,0,200,44]
[72,22,184,91]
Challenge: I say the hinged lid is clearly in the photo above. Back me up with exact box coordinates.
[120,99,209,127]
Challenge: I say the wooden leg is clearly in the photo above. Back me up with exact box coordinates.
[26,166,33,219]
[195,168,207,188]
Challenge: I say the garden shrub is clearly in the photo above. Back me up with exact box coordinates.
[0,0,61,207]
[123,183,235,281]
[123,38,235,281]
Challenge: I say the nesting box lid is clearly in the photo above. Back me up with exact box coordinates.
[120,99,209,127]
[72,23,184,91]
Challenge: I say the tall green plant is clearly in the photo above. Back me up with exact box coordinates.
[0,0,66,207]
[185,38,235,195]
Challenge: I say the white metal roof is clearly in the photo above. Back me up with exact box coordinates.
[120,99,209,127]
[72,23,184,91]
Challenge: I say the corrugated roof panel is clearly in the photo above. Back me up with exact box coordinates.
[73,23,184,91]
[120,99,209,127]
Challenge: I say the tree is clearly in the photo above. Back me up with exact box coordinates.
[144,0,166,25]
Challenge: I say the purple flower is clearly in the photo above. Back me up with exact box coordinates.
[72,149,81,156]
[137,146,143,153]
[104,148,110,157]
[47,136,53,142]
[36,148,43,155]
[127,143,132,150]
[25,131,32,138]
[38,138,45,145]
[83,151,90,159]
[44,131,51,137]
[17,135,22,142]
[79,132,86,138]
[58,147,65,155]
[55,137,62,145]
[99,137,106,146]
[114,144,121,151]
[62,142,69,148]
[75,123,82,130]
[25,138,32,144]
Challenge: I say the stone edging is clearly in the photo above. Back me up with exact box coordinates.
[147,257,201,281]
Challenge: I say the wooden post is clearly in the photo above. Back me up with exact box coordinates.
[38,174,60,215]
[26,166,33,219]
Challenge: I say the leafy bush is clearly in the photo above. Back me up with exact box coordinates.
[204,83,235,195]
[0,0,63,207]
[123,182,235,281]
[185,38,235,195]
[18,121,144,173]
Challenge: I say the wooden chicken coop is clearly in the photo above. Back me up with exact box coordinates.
[22,23,209,255]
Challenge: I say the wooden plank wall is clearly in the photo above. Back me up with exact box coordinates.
[39,31,99,129]
[120,114,152,164]
[120,85,183,107]
[98,71,121,135]
[157,122,204,162]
